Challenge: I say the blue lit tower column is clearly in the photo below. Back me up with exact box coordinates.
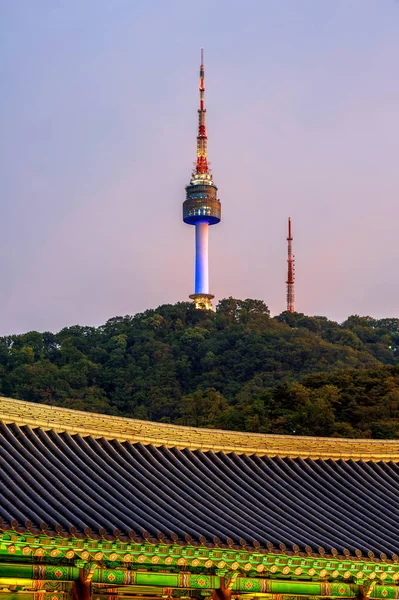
[183,50,221,310]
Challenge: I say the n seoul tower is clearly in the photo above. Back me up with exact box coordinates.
[183,50,221,310]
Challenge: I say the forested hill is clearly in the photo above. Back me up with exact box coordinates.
[1,298,398,439]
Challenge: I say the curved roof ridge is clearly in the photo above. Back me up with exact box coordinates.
[1,396,398,460]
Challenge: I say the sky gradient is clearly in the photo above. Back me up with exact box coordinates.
[1,0,398,335]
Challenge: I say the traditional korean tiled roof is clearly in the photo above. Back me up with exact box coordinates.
[0,397,398,557]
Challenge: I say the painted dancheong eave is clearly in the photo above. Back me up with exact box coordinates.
[0,565,398,598]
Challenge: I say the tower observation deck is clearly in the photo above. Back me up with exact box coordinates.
[183,50,221,310]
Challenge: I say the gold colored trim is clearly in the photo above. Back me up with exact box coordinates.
[1,397,399,460]
[189,293,214,310]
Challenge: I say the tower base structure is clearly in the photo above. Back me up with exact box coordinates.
[189,293,214,311]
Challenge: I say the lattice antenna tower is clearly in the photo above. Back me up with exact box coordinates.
[287,217,295,312]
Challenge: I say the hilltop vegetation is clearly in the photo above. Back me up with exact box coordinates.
[0,298,398,439]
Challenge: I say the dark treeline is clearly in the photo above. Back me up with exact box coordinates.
[1,298,398,438]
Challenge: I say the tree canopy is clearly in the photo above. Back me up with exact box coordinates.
[1,298,398,438]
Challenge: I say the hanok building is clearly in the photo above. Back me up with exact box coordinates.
[0,397,398,600]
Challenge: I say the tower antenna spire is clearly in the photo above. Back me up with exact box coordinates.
[286,217,295,312]
[182,50,221,311]
[196,47,208,174]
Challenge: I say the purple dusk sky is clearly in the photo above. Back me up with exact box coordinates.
[1,0,398,336]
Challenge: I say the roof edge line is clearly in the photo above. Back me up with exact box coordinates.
[1,397,399,460]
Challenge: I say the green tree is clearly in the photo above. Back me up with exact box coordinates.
[0,300,398,439]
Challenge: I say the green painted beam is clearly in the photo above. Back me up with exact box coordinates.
[1,532,398,587]
[92,570,220,587]
[92,571,399,599]
[234,579,355,596]
[0,564,398,599]
[0,596,69,600]
[0,563,78,582]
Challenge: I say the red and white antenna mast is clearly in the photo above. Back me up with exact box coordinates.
[286,217,295,312]
[194,47,209,175]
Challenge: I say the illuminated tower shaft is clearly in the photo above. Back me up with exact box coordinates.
[183,50,221,310]
[195,221,209,294]
[286,217,295,312]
